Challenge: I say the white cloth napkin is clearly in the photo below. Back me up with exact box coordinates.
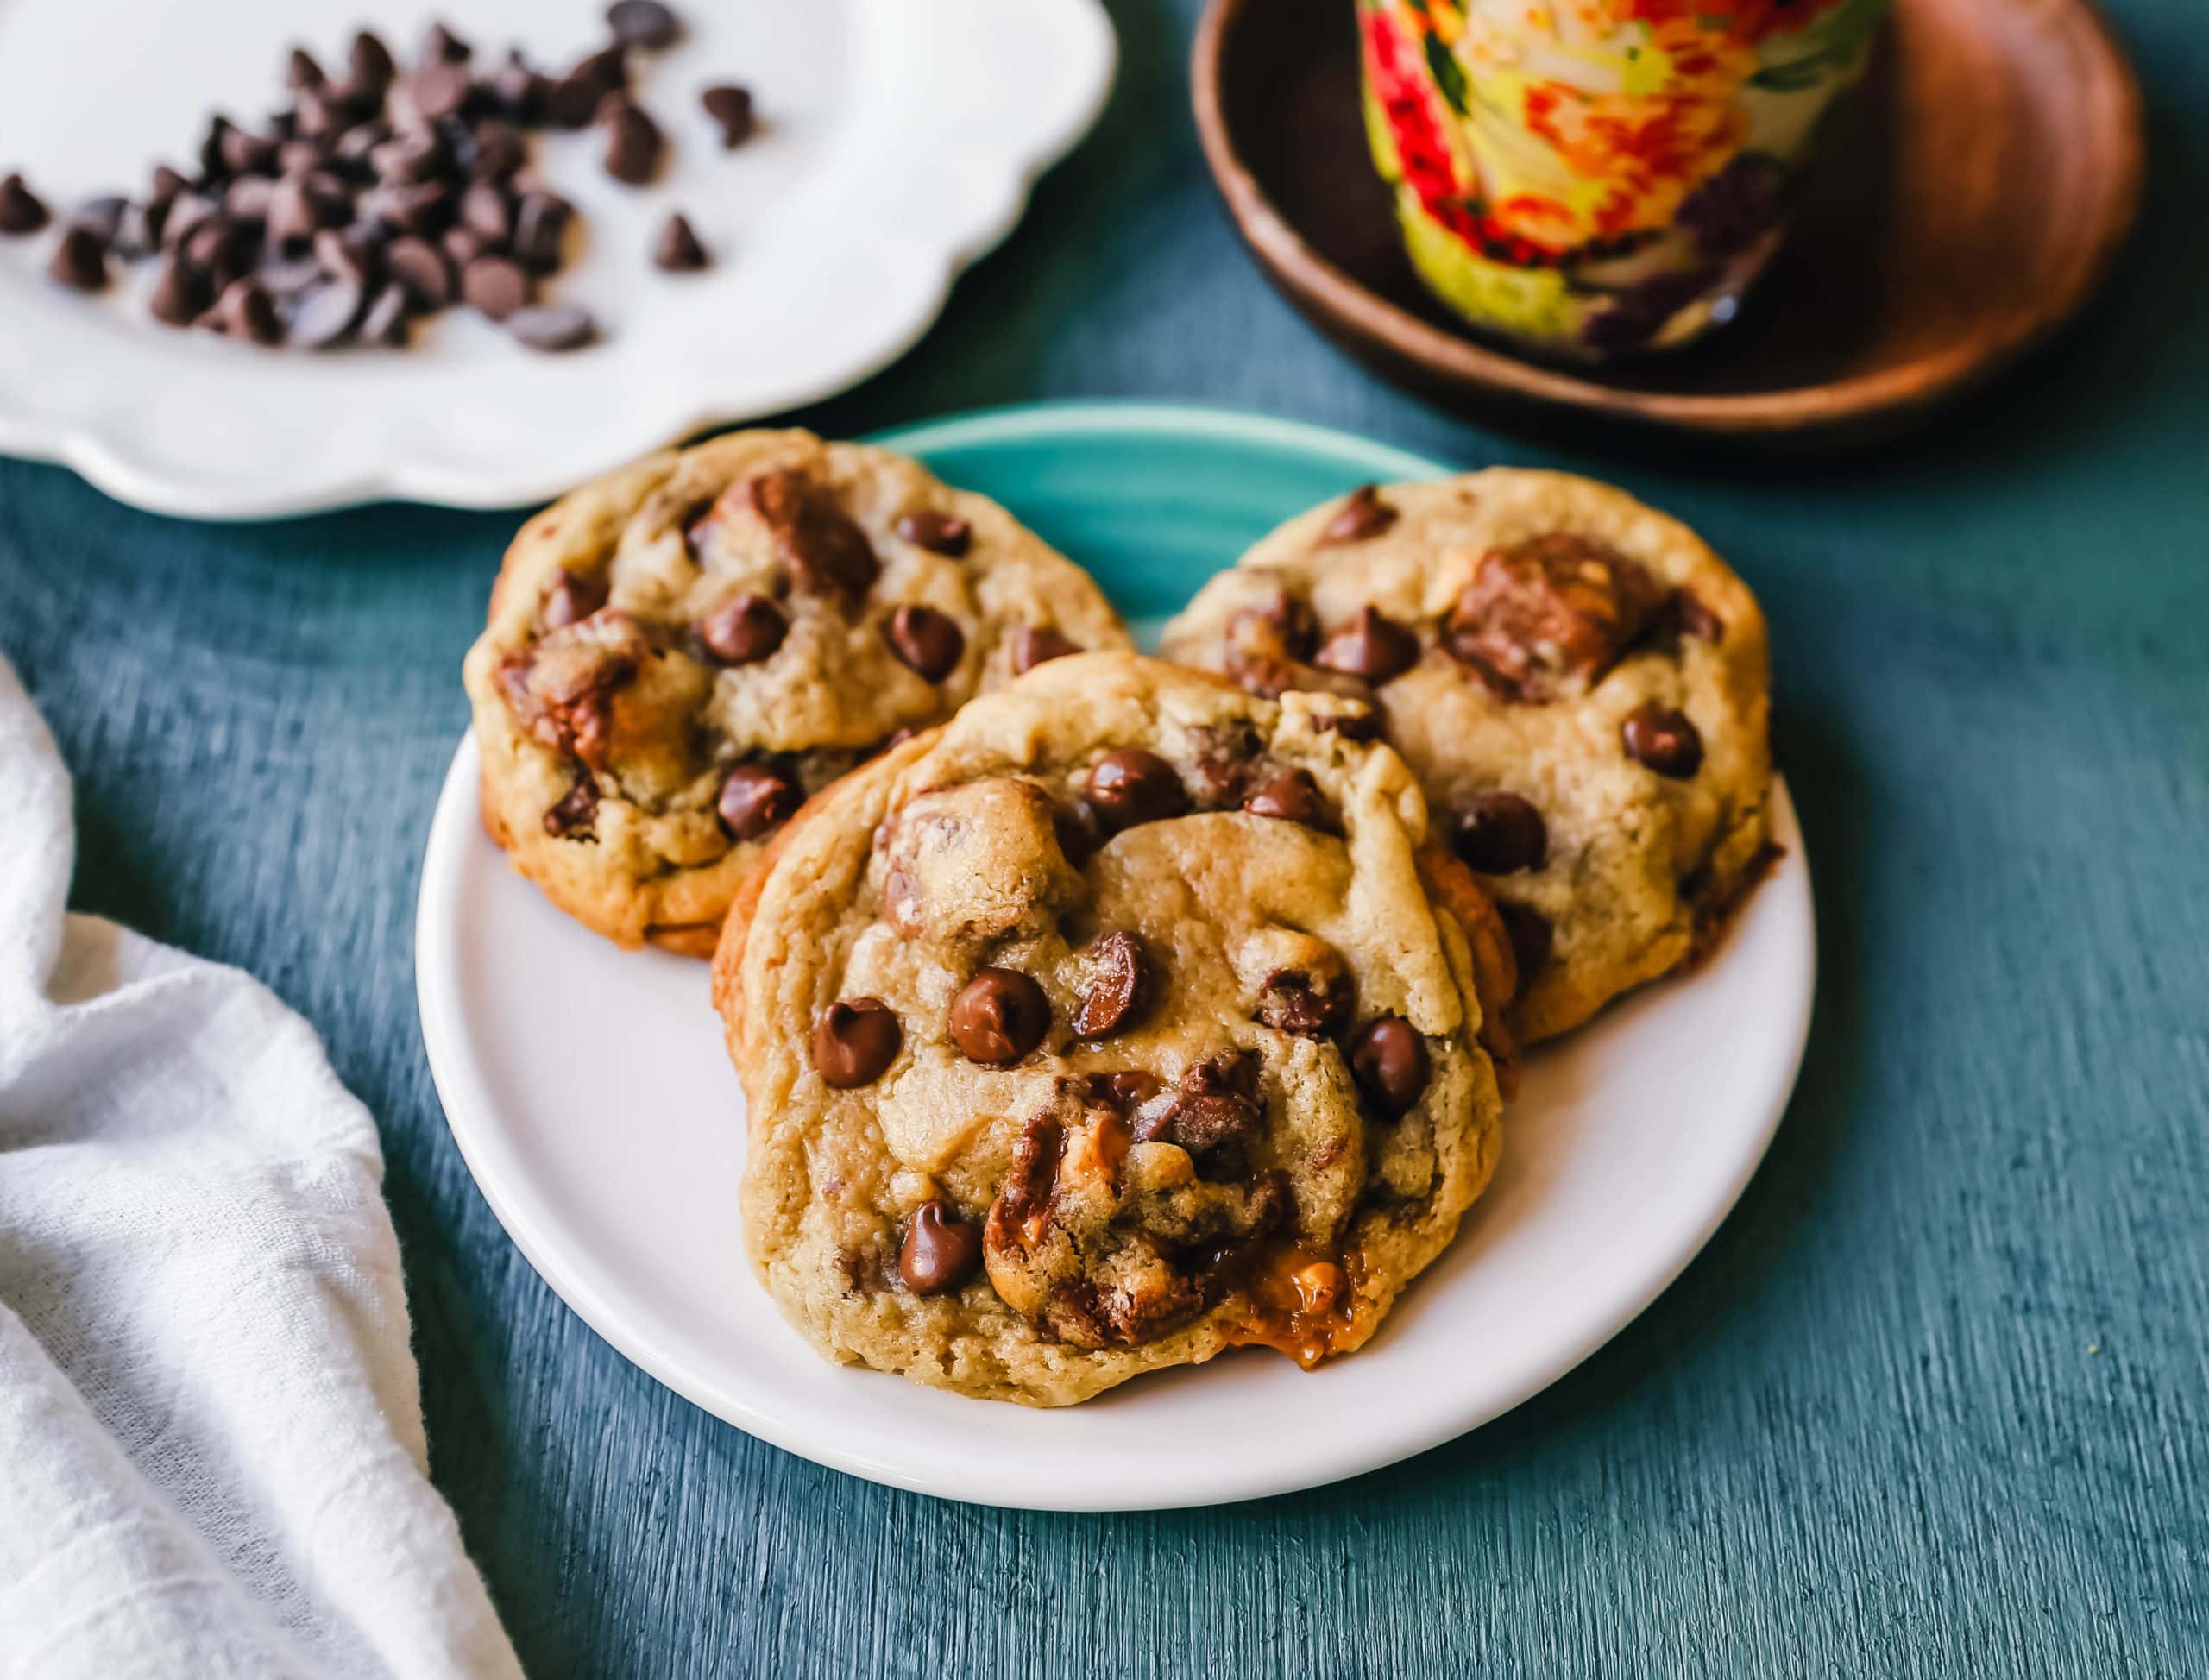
[0,657,521,1680]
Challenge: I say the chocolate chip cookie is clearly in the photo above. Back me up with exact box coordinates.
[1159,470,1772,1042]
[463,430,1131,951]
[713,653,1514,1406]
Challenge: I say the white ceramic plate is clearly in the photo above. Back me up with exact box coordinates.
[414,406,1816,1510]
[0,0,1113,518]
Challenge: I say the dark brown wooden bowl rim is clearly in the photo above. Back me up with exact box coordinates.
[1190,0,2147,437]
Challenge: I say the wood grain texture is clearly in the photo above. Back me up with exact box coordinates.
[1192,0,2147,443]
[2,0,2205,1673]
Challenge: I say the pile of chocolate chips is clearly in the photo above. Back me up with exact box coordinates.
[0,2,755,353]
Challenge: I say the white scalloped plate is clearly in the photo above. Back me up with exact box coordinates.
[415,404,1818,1511]
[0,0,1112,518]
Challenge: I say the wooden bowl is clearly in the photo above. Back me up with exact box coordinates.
[1192,0,2145,445]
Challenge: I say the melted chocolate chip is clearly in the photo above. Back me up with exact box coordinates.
[1258,591,1320,660]
[813,998,902,1088]
[1085,749,1187,831]
[1671,588,1724,643]
[1495,901,1553,978]
[995,1112,1063,1232]
[543,769,600,836]
[698,593,786,664]
[898,1200,980,1295]
[746,469,880,598]
[1621,702,1704,777]
[1448,790,1548,874]
[1133,1052,1264,1176]
[1242,768,1337,833]
[1313,607,1419,685]
[1311,709,1384,742]
[1011,625,1079,674]
[1444,536,1665,702]
[1321,483,1398,544]
[542,569,608,629]
[1349,1016,1428,1115]
[1073,930,1149,1037]
[895,509,972,557]
[948,967,1050,1065]
[716,762,801,840]
[1086,1070,1163,1113]
[1256,967,1352,1039]
[884,605,964,683]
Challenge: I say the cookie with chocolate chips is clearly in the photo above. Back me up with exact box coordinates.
[463,430,1131,951]
[1160,470,1772,1042]
[713,653,1513,1406]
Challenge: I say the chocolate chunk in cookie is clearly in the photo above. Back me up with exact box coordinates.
[1443,534,1665,702]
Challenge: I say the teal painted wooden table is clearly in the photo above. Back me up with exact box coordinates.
[3,0,2204,1671]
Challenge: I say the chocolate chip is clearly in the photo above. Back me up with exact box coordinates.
[459,181,513,247]
[1086,1070,1163,1113]
[441,226,488,268]
[1621,702,1703,777]
[349,29,398,94]
[1495,901,1553,977]
[400,60,473,124]
[884,605,964,683]
[286,47,326,90]
[288,278,364,347]
[71,196,129,242]
[510,191,570,271]
[160,192,217,252]
[362,285,411,344]
[600,97,664,185]
[267,175,346,246]
[1085,749,1187,831]
[607,0,682,49]
[1313,607,1419,684]
[651,211,708,271]
[1349,1016,1428,1114]
[1134,1053,1264,1174]
[698,594,786,664]
[1242,769,1337,832]
[148,164,189,209]
[183,216,252,283]
[0,173,49,235]
[508,304,596,351]
[1322,483,1398,544]
[224,175,277,223]
[384,234,452,308]
[371,129,449,186]
[461,255,529,320]
[47,225,108,291]
[1257,967,1352,1039]
[544,770,600,836]
[1012,625,1079,674]
[312,224,381,288]
[1073,930,1149,1037]
[469,120,526,182]
[898,1200,981,1295]
[260,255,325,297]
[149,258,211,326]
[1449,791,1547,874]
[543,570,609,629]
[895,510,971,557]
[701,84,755,148]
[421,20,472,64]
[219,124,280,177]
[746,470,879,597]
[948,967,1050,1065]
[209,277,282,345]
[717,762,801,840]
[489,51,548,123]
[1444,536,1666,702]
[813,998,902,1088]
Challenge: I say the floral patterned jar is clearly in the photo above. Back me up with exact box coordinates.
[1359,0,1890,358]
